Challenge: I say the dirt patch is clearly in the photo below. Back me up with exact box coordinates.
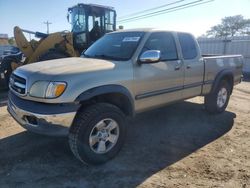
[0,83,249,187]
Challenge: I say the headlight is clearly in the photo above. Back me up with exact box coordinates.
[29,81,49,98]
[30,81,66,98]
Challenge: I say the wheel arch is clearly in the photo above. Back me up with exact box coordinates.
[211,69,234,94]
[75,85,135,117]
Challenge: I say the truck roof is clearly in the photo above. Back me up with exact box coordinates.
[68,3,114,11]
[112,28,191,35]
[113,28,154,33]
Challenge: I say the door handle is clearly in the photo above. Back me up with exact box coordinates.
[175,60,182,70]
[175,66,180,70]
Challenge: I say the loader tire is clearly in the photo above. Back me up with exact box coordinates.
[0,58,14,89]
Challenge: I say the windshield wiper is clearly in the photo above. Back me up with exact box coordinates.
[93,54,127,61]
[82,53,91,58]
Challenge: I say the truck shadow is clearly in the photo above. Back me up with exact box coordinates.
[0,101,236,187]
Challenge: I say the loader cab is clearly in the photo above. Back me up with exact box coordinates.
[68,3,116,53]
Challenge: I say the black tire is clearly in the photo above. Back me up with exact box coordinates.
[5,60,13,84]
[0,58,14,89]
[38,50,68,61]
[205,80,231,114]
[69,103,127,165]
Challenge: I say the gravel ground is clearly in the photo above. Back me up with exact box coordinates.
[0,82,249,188]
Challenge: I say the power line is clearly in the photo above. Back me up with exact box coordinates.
[118,0,202,22]
[137,0,214,21]
[43,20,52,34]
[118,0,214,24]
[118,0,185,20]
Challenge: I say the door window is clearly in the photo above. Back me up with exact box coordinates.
[178,33,198,60]
[142,32,178,61]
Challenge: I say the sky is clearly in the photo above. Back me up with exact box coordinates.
[0,0,250,38]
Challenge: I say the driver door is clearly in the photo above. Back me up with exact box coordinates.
[134,32,184,112]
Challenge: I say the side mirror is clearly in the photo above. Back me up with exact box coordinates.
[139,50,161,64]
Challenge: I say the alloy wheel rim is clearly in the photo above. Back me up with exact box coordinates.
[217,87,228,108]
[89,118,119,154]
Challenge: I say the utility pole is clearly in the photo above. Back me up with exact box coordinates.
[43,20,52,34]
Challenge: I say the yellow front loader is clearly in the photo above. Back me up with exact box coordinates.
[13,26,77,70]
[1,3,116,85]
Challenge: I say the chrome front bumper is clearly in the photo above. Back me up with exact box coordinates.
[8,97,77,136]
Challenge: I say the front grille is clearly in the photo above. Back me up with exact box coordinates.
[9,73,26,95]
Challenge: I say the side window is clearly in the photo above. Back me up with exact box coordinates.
[143,32,178,61]
[178,33,198,59]
[88,16,94,31]
[105,10,115,31]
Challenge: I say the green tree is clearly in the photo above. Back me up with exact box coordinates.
[8,37,15,45]
[206,15,250,37]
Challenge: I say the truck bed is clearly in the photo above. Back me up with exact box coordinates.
[201,54,243,94]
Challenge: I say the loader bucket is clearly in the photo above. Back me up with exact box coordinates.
[14,26,34,58]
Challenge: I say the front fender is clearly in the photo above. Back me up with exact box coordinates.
[75,84,134,116]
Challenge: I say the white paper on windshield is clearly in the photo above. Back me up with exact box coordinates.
[122,37,140,42]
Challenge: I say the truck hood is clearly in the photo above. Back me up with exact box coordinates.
[13,56,133,104]
[16,57,115,77]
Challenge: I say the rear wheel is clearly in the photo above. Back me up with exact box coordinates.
[69,103,127,165]
[205,80,231,114]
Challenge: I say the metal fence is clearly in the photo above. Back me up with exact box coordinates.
[197,36,250,74]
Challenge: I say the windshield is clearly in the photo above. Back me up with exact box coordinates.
[83,32,144,61]
[71,7,86,32]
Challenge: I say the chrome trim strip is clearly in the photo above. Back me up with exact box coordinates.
[183,81,203,89]
[135,85,183,100]
[204,80,213,84]
[14,82,26,89]
[9,72,28,96]
[135,81,214,100]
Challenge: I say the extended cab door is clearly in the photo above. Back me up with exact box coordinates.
[134,32,184,112]
[177,33,204,98]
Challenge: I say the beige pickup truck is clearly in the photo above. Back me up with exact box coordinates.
[8,29,243,164]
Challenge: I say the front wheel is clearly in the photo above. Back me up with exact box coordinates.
[204,80,231,114]
[69,103,127,165]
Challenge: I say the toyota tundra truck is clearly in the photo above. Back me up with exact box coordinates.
[7,29,243,164]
